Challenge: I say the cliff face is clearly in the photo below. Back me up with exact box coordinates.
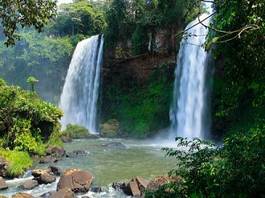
[101,27,179,137]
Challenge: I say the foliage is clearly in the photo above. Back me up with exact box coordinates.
[102,64,173,137]
[63,124,89,139]
[149,125,265,197]
[131,26,149,55]
[0,31,74,103]
[100,119,119,138]
[0,79,63,154]
[26,76,39,92]
[0,0,56,46]
[210,0,265,138]
[0,149,32,177]
[49,0,106,37]
[105,0,201,55]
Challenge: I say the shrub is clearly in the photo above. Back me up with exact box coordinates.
[150,126,265,197]
[0,149,32,177]
[63,124,89,139]
[0,79,63,154]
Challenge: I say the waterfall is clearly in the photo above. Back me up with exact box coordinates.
[60,35,104,134]
[169,4,213,139]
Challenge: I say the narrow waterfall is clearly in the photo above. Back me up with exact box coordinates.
[60,35,104,134]
[170,4,213,139]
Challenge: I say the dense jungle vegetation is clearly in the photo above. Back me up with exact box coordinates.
[0,0,264,197]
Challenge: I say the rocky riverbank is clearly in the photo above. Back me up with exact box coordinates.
[0,139,176,197]
[0,164,180,198]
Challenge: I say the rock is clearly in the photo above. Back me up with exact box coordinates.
[50,189,76,198]
[129,180,141,197]
[66,150,89,158]
[32,169,56,184]
[90,186,102,193]
[49,166,63,176]
[12,193,33,198]
[102,142,126,149]
[0,158,8,178]
[40,191,53,198]
[100,119,119,137]
[112,182,131,195]
[0,195,8,198]
[21,179,38,190]
[0,177,8,190]
[146,176,182,191]
[32,169,51,177]
[86,134,100,139]
[46,146,65,158]
[57,169,93,193]
[61,135,72,143]
[39,172,56,184]
[39,156,58,164]
[135,177,149,193]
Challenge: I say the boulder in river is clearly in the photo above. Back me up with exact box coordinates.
[46,146,66,158]
[129,180,141,197]
[32,169,56,184]
[114,177,150,197]
[39,156,58,164]
[0,177,8,190]
[21,179,38,190]
[39,172,56,184]
[11,193,33,198]
[66,150,89,158]
[50,189,76,198]
[57,169,93,193]
[61,135,72,143]
[112,182,131,195]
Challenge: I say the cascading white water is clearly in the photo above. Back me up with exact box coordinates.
[60,35,104,134]
[170,4,213,139]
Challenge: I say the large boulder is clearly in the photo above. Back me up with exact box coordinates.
[57,169,93,193]
[39,173,56,184]
[114,177,149,197]
[0,177,8,190]
[129,180,141,197]
[21,179,38,190]
[50,189,76,198]
[12,193,33,198]
[32,169,56,184]
[100,119,119,138]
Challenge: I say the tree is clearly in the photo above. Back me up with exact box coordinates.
[0,0,56,46]
[49,0,106,36]
[26,76,39,92]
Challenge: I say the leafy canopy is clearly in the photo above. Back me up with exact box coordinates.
[0,0,56,46]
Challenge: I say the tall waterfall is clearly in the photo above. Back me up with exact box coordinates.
[60,35,104,134]
[170,4,213,139]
